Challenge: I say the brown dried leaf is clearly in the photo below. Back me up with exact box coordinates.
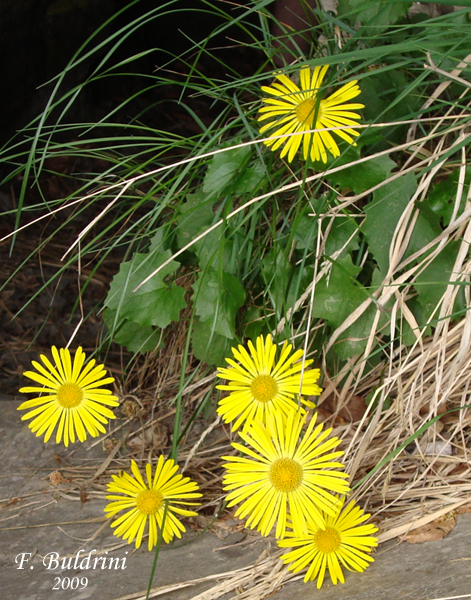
[338,394,367,422]
[48,470,68,486]
[102,437,119,453]
[315,407,334,424]
[192,515,245,539]
[403,514,456,544]
[127,423,168,451]
[457,502,471,515]
[419,394,447,416]
[320,392,367,424]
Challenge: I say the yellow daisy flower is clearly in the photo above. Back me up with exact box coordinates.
[18,346,119,447]
[278,496,378,588]
[258,65,364,163]
[222,409,350,538]
[105,458,202,550]
[216,334,322,431]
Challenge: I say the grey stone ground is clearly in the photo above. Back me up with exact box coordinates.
[1,397,470,600]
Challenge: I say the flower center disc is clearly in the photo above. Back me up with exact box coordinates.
[314,526,341,553]
[250,375,278,404]
[269,458,303,492]
[56,383,84,408]
[295,98,317,126]
[136,489,163,515]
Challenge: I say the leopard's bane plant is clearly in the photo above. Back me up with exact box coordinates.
[105,457,202,550]
[216,334,322,431]
[277,497,378,588]
[18,346,119,447]
[258,65,364,163]
[222,409,350,538]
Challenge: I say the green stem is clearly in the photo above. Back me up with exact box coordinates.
[171,311,195,460]
[146,316,195,598]
[145,499,169,600]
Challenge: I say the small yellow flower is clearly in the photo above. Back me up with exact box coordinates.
[278,497,378,588]
[105,458,202,550]
[222,409,350,538]
[18,346,119,447]
[258,65,364,163]
[216,334,322,431]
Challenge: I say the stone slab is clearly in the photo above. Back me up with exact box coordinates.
[1,397,470,600]
[275,514,471,600]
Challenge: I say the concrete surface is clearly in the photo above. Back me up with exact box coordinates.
[1,397,470,600]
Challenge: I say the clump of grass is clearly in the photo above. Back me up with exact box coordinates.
[3,0,471,596]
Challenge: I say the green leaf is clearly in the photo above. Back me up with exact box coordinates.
[192,269,245,339]
[359,71,421,147]
[148,226,172,253]
[103,309,162,354]
[191,319,234,366]
[400,297,431,346]
[194,228,235,272]
[261,249,293,314]
[233,163,266,196]
[329,153,396,194]
[203,146,251,198]
[176,190,216,248]
[405,200,442,259]
[242,306,266,340]
[121,284,187,329]
[363,171,417,273]
[293,210,318,251]
[334,268,393,359]
[334,303,377,359]
[105,248,186,329]
[427,167,471,227]
[324,216,360,259]
[260,247,311,318]
[415,241,467,323]
[312,255,366,330]
[349,0,412,33]
[365,175,441,273]
[286,265,311,315]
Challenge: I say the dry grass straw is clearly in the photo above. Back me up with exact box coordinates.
[318,55,471,526]
[4,58,471,600]
[103,59,471,598]
[140,55,471,600]
[109,57,471,599]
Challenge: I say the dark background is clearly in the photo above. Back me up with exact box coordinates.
[0,0,268,146]
[0,0,268,393]
[0,0,318,392]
